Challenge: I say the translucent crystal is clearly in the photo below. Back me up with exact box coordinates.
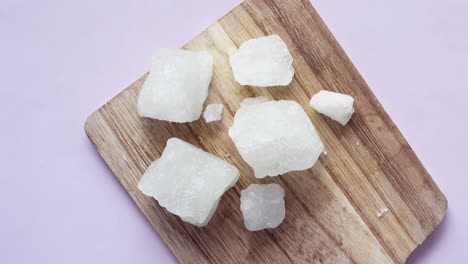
[229,100,324,178]
[138,138,239,226]
[230,35,294,87]
[203,104,223,122]
[309,90,355,125]
[240,184,285,231]
[137,49,213,122]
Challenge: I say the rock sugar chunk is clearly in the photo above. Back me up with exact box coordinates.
[138,138,239,226]
[203,104,223,122]
[138,49,213,122]
[229,100,324,178]
[240,96,270,108]
[310,90,355,125]
[230,35,294,87]
[240,184,285,231]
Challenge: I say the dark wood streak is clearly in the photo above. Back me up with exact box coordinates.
[242,3,269,36]
[278,176,358,264]
[263,230,294,264]
[352,114,443,231]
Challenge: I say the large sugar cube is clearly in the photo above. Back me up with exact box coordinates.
[230,35,294,87]
[240,184,286,231]
[137,49,213,122]
[229,100,324,178]
[309,90,355,125]
[138,138,239,226]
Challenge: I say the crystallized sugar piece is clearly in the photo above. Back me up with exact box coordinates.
[377,208,389,219]
[230,35,294,87]
[138,49,213,122]
[138,138,239,226]
[203,104,223,122]
[240,96,270,108]
[240,184,285,231]
[310,90,355,125]
[229,100,324,178]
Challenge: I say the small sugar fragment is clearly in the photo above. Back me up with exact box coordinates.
[240,183,286,231]
[377,208,389,219]
[310,90,355,125]
[203,104,223,122]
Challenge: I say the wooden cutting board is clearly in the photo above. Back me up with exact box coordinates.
[85,0,447,263]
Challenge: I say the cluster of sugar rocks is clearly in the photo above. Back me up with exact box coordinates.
[136,35,355,231]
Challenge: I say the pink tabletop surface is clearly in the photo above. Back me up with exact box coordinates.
[1,0,467,263]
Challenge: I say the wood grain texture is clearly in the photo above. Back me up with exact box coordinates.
[85,0,447,263]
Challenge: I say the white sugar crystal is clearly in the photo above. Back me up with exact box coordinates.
[309,90,355,125]
[138,138,239,226]
[137,49,213,122]
[323,148,328,156]
[377,208,389,219]
[240,96,270,108]
[230,35,294,87]
[229,100,324,178]
[240,184,285,231]
[203,104,223,122]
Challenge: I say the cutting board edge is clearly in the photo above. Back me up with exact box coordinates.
[406,199,448,262]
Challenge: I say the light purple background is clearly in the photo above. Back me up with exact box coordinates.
[1,0,467,263]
